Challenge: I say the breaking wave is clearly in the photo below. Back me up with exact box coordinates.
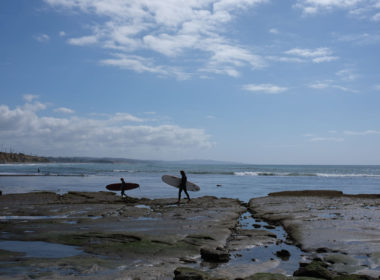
[233,171,380,178]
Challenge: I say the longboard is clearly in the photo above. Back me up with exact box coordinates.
[161,175,200,192]
[106,183,139,191]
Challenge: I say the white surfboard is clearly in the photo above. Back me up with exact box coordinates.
[161,175,200,192]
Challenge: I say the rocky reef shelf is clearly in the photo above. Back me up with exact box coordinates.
[0,190,379,279]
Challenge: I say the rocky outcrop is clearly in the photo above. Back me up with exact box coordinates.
[200,247,230,262]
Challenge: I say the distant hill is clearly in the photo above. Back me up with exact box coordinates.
[0,152,49,163]
[0,152,236,165]
[46,156,153,164]
[170,159,241,165]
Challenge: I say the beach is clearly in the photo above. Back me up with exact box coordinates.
[1,188,380,279]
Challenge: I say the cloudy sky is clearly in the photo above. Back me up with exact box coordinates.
[1,0,380,164]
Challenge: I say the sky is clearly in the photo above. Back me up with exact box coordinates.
[1,0,380,164]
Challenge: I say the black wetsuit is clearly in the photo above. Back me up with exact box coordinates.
[178,173,190,201]
[121,180,126,197]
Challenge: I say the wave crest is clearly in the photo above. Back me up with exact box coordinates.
[234,171,380,178]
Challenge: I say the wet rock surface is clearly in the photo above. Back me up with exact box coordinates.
[200,247,230,263]
[249,190,380,278]
[1,190,380,279]
[0,191,247,279]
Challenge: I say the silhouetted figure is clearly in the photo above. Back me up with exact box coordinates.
[120,177,127,198]
[177,170,190,204]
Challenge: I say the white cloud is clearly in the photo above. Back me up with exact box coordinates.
[54,107,75,114]
[23,94,39,102]
[372,12,380,21]
[266,56,306,63]
[68,35,98,46]
[100,54,191,80]
[44,0,269,79]
[110,113,144,123]
[285,47,338,63]
[295,0,380,24]
[336,69,358,81]
[269,28,279,34]
[309,82,330,89]
[34,34,50,42]
[0,99,213,158]
[286,47,332,57]
[344,130,380,135]
[374,85,380,91]
[242,83,288,94]
[312,56,338,63]
[336,32,380,45]
[309,80,358,93]
[294,0,376,16]
[59,31,66,37]
[310,137,344,142]
[304,132,345,142]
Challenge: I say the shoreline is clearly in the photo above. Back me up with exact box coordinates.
[0,190,379,279]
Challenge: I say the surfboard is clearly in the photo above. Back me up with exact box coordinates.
[161,175,200,192]
[106,182,139,191]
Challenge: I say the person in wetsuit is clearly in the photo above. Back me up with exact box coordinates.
[120,177,127,198]
[177,170,190,204]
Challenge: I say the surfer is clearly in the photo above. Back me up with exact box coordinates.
[120,178,128,198]
[177,170,190,204]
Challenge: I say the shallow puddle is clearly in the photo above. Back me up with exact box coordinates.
[0,240,83,258]
[0,215,68,220]
[229,211,307,275]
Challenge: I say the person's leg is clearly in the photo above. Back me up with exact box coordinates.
[184,189,190,201]
[177,188,182,203]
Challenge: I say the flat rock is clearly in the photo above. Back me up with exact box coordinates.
[249,191,380,277]
[0,192,245,279]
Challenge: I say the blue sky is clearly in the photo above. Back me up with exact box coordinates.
[1,0,380,164]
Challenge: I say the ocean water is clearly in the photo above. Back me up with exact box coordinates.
[0,162,379,202]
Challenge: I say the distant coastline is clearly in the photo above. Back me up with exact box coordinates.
[0,151,151,164]
[0,152,238,165]
[0,152,49,164]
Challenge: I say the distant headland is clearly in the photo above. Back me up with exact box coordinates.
[0,152,145,164]
[0,151,236,165]
[0,152,49,164]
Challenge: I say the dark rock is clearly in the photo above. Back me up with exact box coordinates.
[316,247,329,253]
[174,267,209,280]
[293,260,336,279]
[268,190,343,197]
[253,224,261,228]
[200,247,230,262]
[275,249,290,261]
[242,272,288,279]
[333,274,377,280]
[264,225,276,230]
[179,257,197,264]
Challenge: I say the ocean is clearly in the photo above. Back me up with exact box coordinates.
[0,162,379,202]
